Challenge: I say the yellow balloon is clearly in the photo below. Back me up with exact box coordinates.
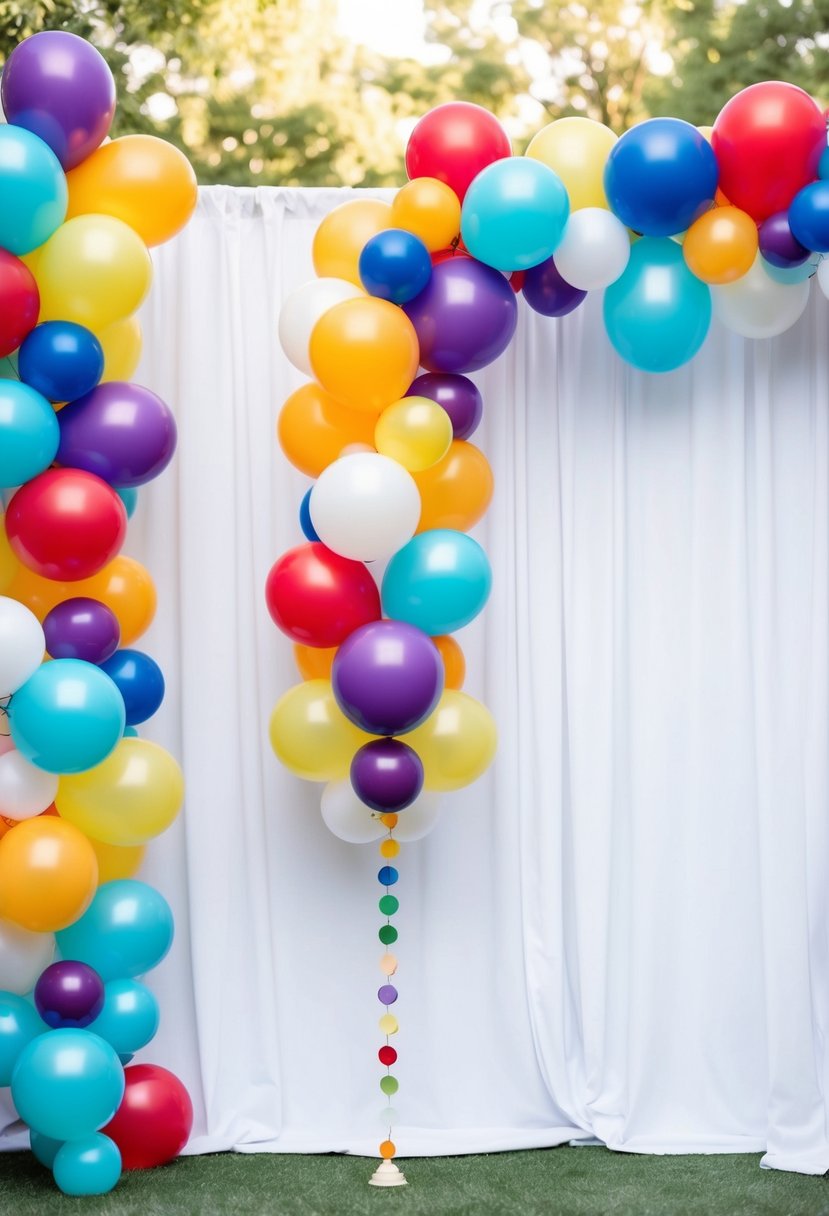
[96,315,143,383]
[313,200,392,286]
[35,215,153,330]
[0,817,98,932]
[390,178,461,252]
[269,679,374,781]
[402,691,497,791]
[697,125,714,142]
[89,837,146,884]
[526,117,618,210]
[56,739,184,846]
[374,397,453,472]
[0,516,19,593]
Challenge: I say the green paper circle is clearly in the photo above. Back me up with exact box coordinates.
[379,924,398,945]
[379,895,399,917]
[380,1075,399,1096]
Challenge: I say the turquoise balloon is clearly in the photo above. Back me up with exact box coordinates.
[0,126,67,256]
[762,254,820,285]
[0,992,44,1085]
[461,157,570,272]
[53,1134,121,1196]
[11,1029,124,1141]
[0,380,60,488]
[123,724,139,738]
[9,658,125,774]
[30,1130,64,1169]
[89,979,159,1055]
[115,486,138,518]
[382,529,492,635]
[603,237,711,373]
[56,880,174,982]
[0,354,20,380]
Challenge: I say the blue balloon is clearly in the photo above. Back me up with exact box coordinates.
[603,237,711,373]
[382,529,492,635]
[53,1133,121,1196]
[0,993,44,1085]
[299,488,320,541]
[99,649,165,726]
[604,118,718,237]
[9,659,125,774]
[0,125,67,255]
[56,880,174,982]
[11,1029,124,1141]
[89,979,159,1055]
[461,156,570,271]
[0,380,60,488]
[359,229,432,305]
[789,180,829,253]
[18,322,104,403]
[30,1130,64,1169]
[115,486,138,519]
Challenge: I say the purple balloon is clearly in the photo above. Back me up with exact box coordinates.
[57,382,178,488]
[406,372,483,440]
[351,738,424,813]
[34,961,105,1029]
[403,258,517,374]
[522,256,587,317]
[758,211,810,269]
[43,597,121,665]
[1,32,116,171]
[333,620,444,736]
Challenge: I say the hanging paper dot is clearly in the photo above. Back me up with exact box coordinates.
[379,839,401,860]
[379,894,399,916]
[379,1013,399,1035]
[379,1045,397,1066]
[378,984,398,1005]
[380,952,397,976]
[378,865,399,886]
[379,924,398,945]
[380,1106,400,1127]
[380,1074,399,1096]
[380,1140,396,1160]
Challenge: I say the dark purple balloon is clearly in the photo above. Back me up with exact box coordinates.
[522,256,587,317]
[758,211,810,268]
[403,258,517,374]
[333,620,444,736]
[34,961,105,1029]
[1,32,116,171]
[406,372,483,440]
[57,382,178,488]
[351,739,424,813]
[43,597,121,664]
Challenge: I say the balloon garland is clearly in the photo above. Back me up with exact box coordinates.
[0,31,196,1195]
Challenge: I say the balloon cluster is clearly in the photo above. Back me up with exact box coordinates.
[0,30,196,1195]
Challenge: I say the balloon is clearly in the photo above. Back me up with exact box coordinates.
[56,382,177,488]
[265,542,381,647]
[90,839,145,885]
[277,382,377,477]
[358,229,432,305]
[0,992,44,1085]
[461,157,569,271]
[683,206,759,284]
[0,596,45,696]
[789,181,829,254]
[0,250,39,358]
[298,489,320,542]
[312,199,391,285]
[604,118,718,237]
[9,659,125,774]
[44,597,121,664]
[278,278,363,375]
[103,1063,192,1169]
[294,643,337,681]
[65,135,197,245]
[711,82,825,222]
[0,817,98,931]
[526,117,618,210]
[18,321,104,405]
[402,690,497,791]
[405,102,512,203]
[309,453,420,561]
[394,790,442,841]
[332,620,444,735]
[711,253,811,338]
[522,256,587,317]
[390,178,461,252]
[53,1133,121,1196]
[351,739,424,813]
[403,258,517,374]
[0,519,17,595]
[758,211,810,269]
[270,679,374,781]
[0,126,67,255]
[0,751,59,820]
[375,397,453,472]
[31,1131,64,1169]
[432,634,465,690]
[320,781,386,843]
[35,961,105,1029]
[56,739,184,846]
[382,530,492,635]
[97,316,142,384]
[405,372,482,440]
[603,237,712,373]
[76,557,157,646]
[309,296,420,414]
[0,381,60,488]
[98,650,164,725]
[56,880,173,982]
[413,440,493,533]
[116,487,138,520]
[12,1029,124,1141]
[5,468,127,581]
[0,918,55,995]
[34,215,153,331]
[89,979,159,1055]
[552,208,631,291]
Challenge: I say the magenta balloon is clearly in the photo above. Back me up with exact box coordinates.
[406,372,483,440]
[332,620,444,736]
[34,961,105,1029]
[351,738,424,813]
[403,258,517,374]
[57,382,178,488]
[43,597,121,665]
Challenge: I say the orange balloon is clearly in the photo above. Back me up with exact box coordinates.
[313,199,391,286]
[683,205,758,284]
[278,383,377,477]
[89,837,146,884]
[294,643,338,681]
[6,564,68,620]
[6,555,156,644]
[414,440,494,533]
[0,817,98,932]
[310,298,420,415]
[432,635,466,690]
[714,186,731,207]
[391,178,461,252]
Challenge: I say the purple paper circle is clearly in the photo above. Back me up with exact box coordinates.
[403,258,517,374]
[378,985,398,1006]
[351,738,424,813]
[522,256,587,317]
[333,620,444,736]
[406,372,483,440]
[57,381,178,488]
[43,597,121,664]
[758,210,810,268]
[34,960,105,1029]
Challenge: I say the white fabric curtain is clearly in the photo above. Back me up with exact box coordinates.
[2,186,829,1174]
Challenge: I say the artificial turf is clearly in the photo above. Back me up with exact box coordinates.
[0,1146,827,1216]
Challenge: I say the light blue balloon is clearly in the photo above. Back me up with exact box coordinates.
[123,724,139,738]
[9,658,125,773]
[115,486,138,519]
[53,1133,121,1196]
[820,147,829,181]
[31,1130,64,1168]
[382,529,492,635]
[89,979,159,1055]
[0,126,67,256]
[761,254,820,285]
[0,992,44,1085]
[11,1029,124,1141]
[56,880,174,982]
[0,380,60,488]
[461,156,570,272]
[603,237,712,373]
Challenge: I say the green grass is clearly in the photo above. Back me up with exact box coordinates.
[0,1147,827,1216]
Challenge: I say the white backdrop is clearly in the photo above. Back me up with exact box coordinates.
[2,186,829,1174]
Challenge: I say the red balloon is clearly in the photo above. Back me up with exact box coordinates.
[405,103,512,203]
[0,250,39,358]
[103,1064,193,1170]
[712,82,826,222]
[5,468,127,581]
[265,542,381,648]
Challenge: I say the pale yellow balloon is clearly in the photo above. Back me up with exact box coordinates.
[96,315,143,383]
[374,397,453,472]
[402,691,497,791]
[697,125,714,142]
[89,837,146,884]
[269,679,374,782]
[0,516,20,594]
[526,117,618,211]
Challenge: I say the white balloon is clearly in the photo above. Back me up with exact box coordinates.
[0,751,59,819]
[712,254,811,338]
[817,257,829,301]
[321,781,386,844]
[278,278,363,375]
[310,453,421,562]
[394,790,442,842]
[0,918,55,995]
[553,208,631,291]
[0,596,44,697]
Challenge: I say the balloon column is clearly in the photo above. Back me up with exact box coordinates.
[0,30,196,1195]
